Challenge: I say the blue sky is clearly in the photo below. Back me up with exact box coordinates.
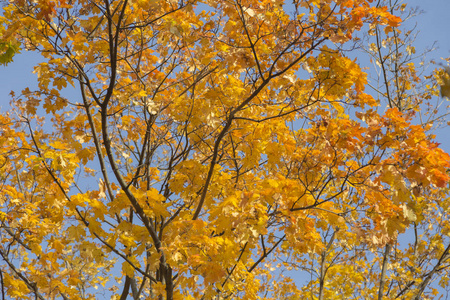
[406,0,450,151]
[408,0,450,60]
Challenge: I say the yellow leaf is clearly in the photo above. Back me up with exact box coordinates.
[440,66,450,98]
[122,261,135,278]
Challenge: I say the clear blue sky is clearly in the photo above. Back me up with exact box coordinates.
[408,0,450,61]
[407,0,450,151]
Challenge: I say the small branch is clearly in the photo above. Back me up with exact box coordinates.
[318,229,337,300]
[378,243,392,300]
[248,235,285,273]
[0,269,5,300]
[412,243,450,300]
[0,249,46,300]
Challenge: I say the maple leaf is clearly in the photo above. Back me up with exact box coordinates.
[0,41,20,66]
[439,66,450,99]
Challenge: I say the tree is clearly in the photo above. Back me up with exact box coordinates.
[0,0,449,299]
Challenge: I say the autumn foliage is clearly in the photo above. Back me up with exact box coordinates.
[1,0,450,299]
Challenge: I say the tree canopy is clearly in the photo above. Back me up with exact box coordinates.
[1,0,450,299]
